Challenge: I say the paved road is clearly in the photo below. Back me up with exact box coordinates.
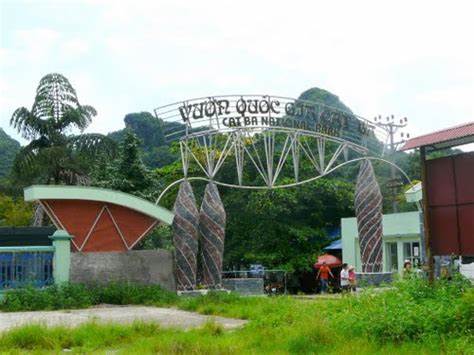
[0,305,247,332]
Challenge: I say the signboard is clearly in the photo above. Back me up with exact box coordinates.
[155,95,385,152]
[154,95,387,189]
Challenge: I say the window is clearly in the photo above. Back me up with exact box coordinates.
[403,241,421,267]
[386,242,398,272]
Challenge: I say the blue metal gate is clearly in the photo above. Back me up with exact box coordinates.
[0,247,54,289]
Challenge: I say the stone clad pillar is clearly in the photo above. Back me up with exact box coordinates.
[49,229,73,284]
[355,160,384,272]
[172,181,199,290]
[199,182,226,288]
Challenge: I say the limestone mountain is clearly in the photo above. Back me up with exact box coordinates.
[0,128,21,178]
[108,112,180,168]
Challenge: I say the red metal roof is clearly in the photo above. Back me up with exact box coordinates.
[401,121,474,151]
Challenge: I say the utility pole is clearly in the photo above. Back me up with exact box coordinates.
[374,115,409,213]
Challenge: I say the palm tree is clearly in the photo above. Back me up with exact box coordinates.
[10,73,116,185]
[10,73,117,225]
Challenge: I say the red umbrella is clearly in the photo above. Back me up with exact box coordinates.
[314,254,342,269]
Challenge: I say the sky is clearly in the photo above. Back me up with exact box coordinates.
[1,0,473,145]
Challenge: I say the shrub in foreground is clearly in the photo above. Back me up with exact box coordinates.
[0,283,94,312]
[0,283,178,312]
[333,274,474,342]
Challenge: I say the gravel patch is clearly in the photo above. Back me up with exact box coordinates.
[0,305,247,332]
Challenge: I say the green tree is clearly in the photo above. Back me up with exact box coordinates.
[10,73,116,185]
[0,193,33,226]
[223,179,354,272]
[92,131,156,199]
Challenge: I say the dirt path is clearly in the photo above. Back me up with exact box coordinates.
[0,305,247,332]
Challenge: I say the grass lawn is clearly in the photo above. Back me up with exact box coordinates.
[0,277,472,354]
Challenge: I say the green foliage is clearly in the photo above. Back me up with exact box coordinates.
[138,224,173,250]
[223,179,354,272]
[92,130,158,200]
[0,283,177,312]
[125,112,167,146]
[334,275,474,342]
[0,283,94,312]
[0,128,20,178]
[0,193,33,226]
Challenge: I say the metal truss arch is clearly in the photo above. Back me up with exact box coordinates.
[178,127,369,189]
[156,156,418,210]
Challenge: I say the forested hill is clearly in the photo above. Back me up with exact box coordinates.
[0,128,20,178]
[298,87,353,113]
[108,112,179,169]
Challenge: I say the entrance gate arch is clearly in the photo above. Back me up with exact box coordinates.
[154,95,411,290]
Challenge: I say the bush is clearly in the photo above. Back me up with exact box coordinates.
[333,274,474,342]
[0,283,178,312]
[1,283,94,312]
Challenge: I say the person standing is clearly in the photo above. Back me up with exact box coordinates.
[316,261,333,294]
[340,263,350,292]
[348,265,357,292]
[403,260,413,279]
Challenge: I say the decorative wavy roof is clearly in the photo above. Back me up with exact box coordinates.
[24,185,174,225]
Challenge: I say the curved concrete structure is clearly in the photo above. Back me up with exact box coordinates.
[24,185,174,252]
[25,185,174,224]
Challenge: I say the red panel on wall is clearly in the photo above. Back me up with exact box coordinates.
[454,152,474,204]
[82,210,126,252]
[426,152,474,256]
[44,200,103,251]
[426,157,456,206]
[41,199,158,252]
[458,205,474,255]
[429,206,460,255]
[107,204,156,248]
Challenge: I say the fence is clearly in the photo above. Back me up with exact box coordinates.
[0,246,54,289]
[0,230,72,291]
[222,269,288,294]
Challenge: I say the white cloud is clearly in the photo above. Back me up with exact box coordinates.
[1,0,473,143]
[62,38,90,56]
[416,85,474,121]
[14,28,61,61]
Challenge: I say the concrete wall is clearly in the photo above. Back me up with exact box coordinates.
[70,249,176,291]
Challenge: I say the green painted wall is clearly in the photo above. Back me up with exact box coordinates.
[341,211,422,273]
